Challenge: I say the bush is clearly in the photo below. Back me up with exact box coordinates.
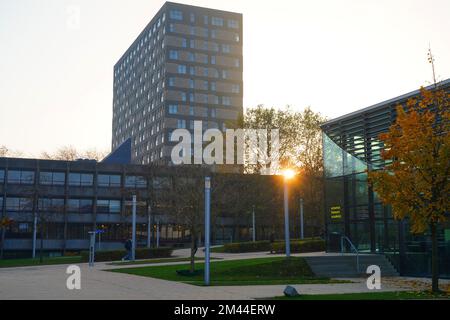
[271,239,325,254]
[222,241,271,253]
[80,247,173,262]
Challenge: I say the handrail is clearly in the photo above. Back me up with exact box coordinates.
[341,235,360,273]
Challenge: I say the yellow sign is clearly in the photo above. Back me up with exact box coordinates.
[330,206,342,219]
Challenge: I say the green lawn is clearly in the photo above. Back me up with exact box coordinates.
[271,291,450,300]
[0,256,82,268]
[110,257,348,286]
[109,256,221,266]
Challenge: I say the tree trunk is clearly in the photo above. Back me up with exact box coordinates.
[431,223,439,293]
[39,222,44,263]
[190,230,196,273]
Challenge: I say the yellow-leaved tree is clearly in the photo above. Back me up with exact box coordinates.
[368,82,449,292]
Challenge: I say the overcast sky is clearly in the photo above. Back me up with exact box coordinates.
[1,0,449,156]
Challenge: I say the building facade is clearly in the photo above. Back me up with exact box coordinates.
[0,157,282,257]
[321,79,450,277]
[111,2,243,165]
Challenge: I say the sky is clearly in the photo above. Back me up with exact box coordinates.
[0,0,449,156]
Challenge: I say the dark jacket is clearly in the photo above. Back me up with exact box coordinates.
[125,239,132,251]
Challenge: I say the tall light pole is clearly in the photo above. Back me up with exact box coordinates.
[204,176,211,286]
[252,205,256,242]
[283,169,295,258]
[131,195,137,261]
[147,204,152,248]
[300,198,304,240]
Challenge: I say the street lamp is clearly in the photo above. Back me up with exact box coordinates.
[282,169,295,257]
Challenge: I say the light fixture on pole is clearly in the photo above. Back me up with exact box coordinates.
[131,195,137,261]
[204,176,211,286]
[300,198,304,240]
[282,169,295,258]
[252,205,256,242]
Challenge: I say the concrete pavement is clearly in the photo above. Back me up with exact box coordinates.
[0,249,447,299]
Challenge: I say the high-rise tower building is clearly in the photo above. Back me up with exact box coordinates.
[111,2,243,165]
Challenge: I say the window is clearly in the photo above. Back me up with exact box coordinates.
[68,199,93,213]
[7,170,34,184]
[168,77,175,87]
[222,96,231,106]
[203,15,208,25]
[222,44,230,53]
[211,30,217,39]
[189,106,195,116]
[38,198,64,212]
[177,119,186,129]
[177,65,187,74]
[97,174,121,187]
[40,171,65,186]
[211,82,216,91]
[125,176,147,188]
[232,84,240,94]
[181,92,187,102]
[222,70,228,79]
[181,38,187,48]
[228,19,239,29]
[211,17,224,26]
[211,108,216,118]
[234,59,240,67]
[169,104,178,114]
[169,50,178,60]
[97,199,121,214]
[6,197,32,211]
[190,13,195,23]
[0,169,4,183]
[168,23,175,32]
[211,56,216,65]
[169,10,183,21]
[68,173,93,186]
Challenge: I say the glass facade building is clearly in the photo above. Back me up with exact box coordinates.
[321,79,450,277]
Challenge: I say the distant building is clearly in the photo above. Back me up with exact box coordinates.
[321,79,450,277]
[111,2,243,166]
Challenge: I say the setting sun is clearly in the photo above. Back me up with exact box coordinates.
[282,168,296,180]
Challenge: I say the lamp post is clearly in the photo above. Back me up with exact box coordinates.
[283,169,295,258]
[131,195,136,261]
[300,198,304,240]
[252,205,256,242]
[204,176,211,286]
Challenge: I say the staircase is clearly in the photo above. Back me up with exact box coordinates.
[304,254,399,278]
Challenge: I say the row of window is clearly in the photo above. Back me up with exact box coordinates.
[0,170,147,188]
[169,9,239,29]
[0,197,146,214]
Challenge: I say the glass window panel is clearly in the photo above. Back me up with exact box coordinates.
[81,174,93,186]
[40,172,53,185]
[69,173,81,186]
[97,174,110,187]
[7,170,21,184]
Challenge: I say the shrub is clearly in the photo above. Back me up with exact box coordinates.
[80,247,173,262]
[222,241,271,253]
[271,239,325,254]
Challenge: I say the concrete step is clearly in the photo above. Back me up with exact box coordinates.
[305,254,399,278]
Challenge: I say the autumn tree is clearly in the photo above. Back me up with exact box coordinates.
[368,84,449,293]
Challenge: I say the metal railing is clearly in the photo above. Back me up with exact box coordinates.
[341,235,360,273]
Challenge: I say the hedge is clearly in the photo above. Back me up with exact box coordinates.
[271,239,325,254]
[222,240,271,253]
[80,247,173,262]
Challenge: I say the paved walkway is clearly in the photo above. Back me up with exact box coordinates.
[0,249,448,299]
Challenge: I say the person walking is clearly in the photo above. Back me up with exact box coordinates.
[122,238,132,261]
[269,232,275,254]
